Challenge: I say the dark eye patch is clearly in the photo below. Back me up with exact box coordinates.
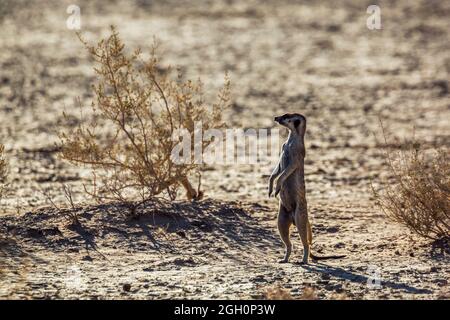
[294,119,301,127]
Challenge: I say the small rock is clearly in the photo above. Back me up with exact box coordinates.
[432,79,449,96]
[123,283,131,292]
[173,257,196,266]
[327,226,339,233]
[176,231,186,238]
[251,275,266,283]
[435,279,448,287]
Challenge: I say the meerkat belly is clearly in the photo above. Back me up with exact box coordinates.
[280,174,305,212]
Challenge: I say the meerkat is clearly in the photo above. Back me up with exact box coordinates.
[268,113,345,264]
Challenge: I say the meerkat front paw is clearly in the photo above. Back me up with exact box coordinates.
[274,184,282,197]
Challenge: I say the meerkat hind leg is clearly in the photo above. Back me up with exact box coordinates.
[294,208,310,264]
[277,207,293,263]
[307,220,315,261]
[307,220,312,245]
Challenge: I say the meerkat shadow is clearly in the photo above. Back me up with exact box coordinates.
[299,263,433,294]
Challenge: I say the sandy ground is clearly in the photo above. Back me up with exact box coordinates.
[0,0,449,299]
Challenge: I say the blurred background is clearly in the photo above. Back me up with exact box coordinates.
[0,0,449,209]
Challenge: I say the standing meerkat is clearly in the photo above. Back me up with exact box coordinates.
[268,113,345,264]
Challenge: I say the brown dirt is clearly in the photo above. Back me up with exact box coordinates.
[0,0,449,299]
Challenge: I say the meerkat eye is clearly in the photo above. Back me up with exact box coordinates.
[294,119,301,127]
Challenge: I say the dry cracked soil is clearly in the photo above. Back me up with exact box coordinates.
[0,0,449,299]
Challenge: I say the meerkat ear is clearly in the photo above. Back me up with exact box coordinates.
[294,119,301,128]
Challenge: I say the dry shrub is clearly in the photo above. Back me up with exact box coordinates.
[264,285,293,300]
[0,144,7,200]
[299,286,318,300]
[59,26,230,208]
[373,135,449,240]
[40,183,80,225]
[330,292,349,300]
[264,285,318,300]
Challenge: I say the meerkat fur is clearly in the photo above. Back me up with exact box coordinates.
[269,113,345,264]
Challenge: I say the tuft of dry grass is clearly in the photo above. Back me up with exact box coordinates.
[263,285,293,300]
[59,26,230,208]
[373,131,449,240]
[299,286,318,300]
[330,292,349,300]
[263,285,318,300]
[40,183,80,225]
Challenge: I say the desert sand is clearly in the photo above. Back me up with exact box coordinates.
[0,0,449,299]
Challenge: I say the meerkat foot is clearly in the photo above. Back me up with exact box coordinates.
[301,247,310,264]
[278,251,291,263]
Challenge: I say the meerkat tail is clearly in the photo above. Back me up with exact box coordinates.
[310,253,346,261]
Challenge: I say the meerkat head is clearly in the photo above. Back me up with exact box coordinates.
[274,113,306,135]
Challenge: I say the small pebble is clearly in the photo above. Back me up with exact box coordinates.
[123,283,131,292]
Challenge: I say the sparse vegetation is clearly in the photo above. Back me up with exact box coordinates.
[59,26,230,208]
[40,183,80,225]
[374,135,450,240]
[263,285,318,300]
[1,0,450,300]
[300,286,318,300]
[264,285,293,300]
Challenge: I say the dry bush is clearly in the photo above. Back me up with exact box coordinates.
[373,134,449,240]
[59,26,230,208]
[330,292,349,300]
[299,286,318,300]
[0,144,7,200]
[263,285,318,300]
[264,285,293,300]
